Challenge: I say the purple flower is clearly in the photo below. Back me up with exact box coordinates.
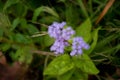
[48,22,66,39]
[70,37,90,56]
[48,21,75,54]
[50,38,69,54]
[62,27,75,40]
[48,21,90,55]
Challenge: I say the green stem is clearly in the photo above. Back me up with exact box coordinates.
[44,55,50,70]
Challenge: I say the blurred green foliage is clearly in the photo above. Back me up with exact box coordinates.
[0,0,120,80]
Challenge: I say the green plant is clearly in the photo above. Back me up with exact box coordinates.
[0,0,120,80]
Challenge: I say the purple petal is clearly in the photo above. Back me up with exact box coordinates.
[77,49,83,55]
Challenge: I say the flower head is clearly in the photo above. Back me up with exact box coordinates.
[50,38,68,54]
[48,22,66,39]
[48,22,90,56]
[70,37,90,56]
[62,27,75,40]
[48,22,75,54]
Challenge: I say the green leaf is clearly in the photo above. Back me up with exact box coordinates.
[44,54,74,76]
[32,6,44,21]
[11,3,27,17]
[59,69,88,80]
[32,6,59,21]
[3,0,19,10]
[86,27,100,54]
[72,54,99,74]
[0,43,11,51]
[43,35,54,47]
[43,6,59,19]
[11,18,21,31]
[14,33,31,44]
[27,24,39,35]
[40,16,59,24]
[10,18,28,30]
[20,18,27,28]
[0,13,11,27]
[70,70,88,80]
[24,0,44,9]
[58,69,74,80]
[76,18,92,42]
[10,46,33,64]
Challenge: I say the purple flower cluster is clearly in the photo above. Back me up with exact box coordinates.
[50,38,69,54]
[62,27,75,40]
[48,22,66,39]
[70,37,90,56]
[48,21,90,56]
[48,22,75,54]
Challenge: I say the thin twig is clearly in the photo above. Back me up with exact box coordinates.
[31,32,48,37]
[33,50,55,56]
[95,0,115,25]
[44,55,49,70]
[92,59,108,62]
